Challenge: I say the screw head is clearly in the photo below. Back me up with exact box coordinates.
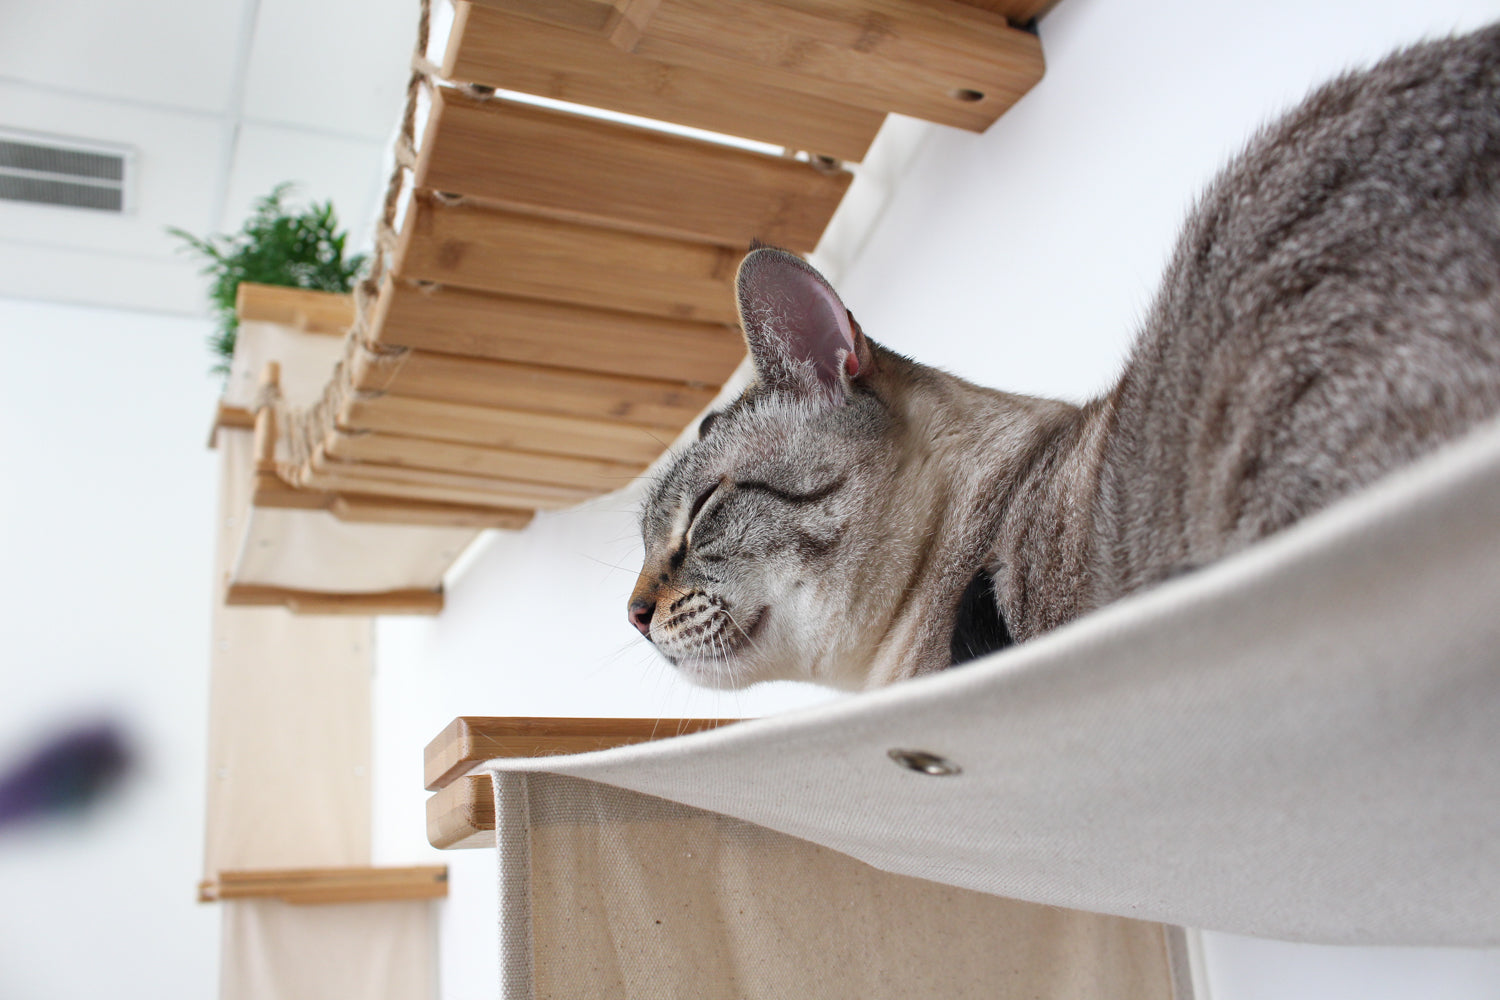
[887,748,961,776]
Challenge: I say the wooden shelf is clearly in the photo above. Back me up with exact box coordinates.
[225,583,446,616]
[368,275,745,385]
[200,865,448,905]
[221,0,1048,538]
[445,2,886,161]
[336,394,673,465]
[470,0,1045,131]
[416,88,852,250]
[322,429,648,491]
[348,345,718,429]
[391,194,744,323]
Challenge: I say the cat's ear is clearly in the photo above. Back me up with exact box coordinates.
[735,247,872,404]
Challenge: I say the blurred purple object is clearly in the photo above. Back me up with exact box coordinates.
[0,721,133,828]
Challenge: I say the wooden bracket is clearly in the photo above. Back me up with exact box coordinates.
[423,716,742,849]
[199,865,448,904]
[224,583,445,616]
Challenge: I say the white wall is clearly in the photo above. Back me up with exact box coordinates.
[0,299,221,998]
[370,2,1500,998]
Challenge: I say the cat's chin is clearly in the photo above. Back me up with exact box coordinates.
[664,654,762,690]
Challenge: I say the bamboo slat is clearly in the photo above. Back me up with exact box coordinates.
[392,194,742,323]
[414,88,852,250]
[224,583,446,615]
[324,430,648,491]
[369,277,745,385]
[199,865,448,904]
[299,453,605,511]
[427,775,496,850]
[425,716,742,790]
[614,0,1044,132]
[349,347,717,428]
[235,284,355,335]
[337,395,673,465]
[252,471,335,510]
[955,0,1057,24]
[445,3,885,162]
[328,494,535,530]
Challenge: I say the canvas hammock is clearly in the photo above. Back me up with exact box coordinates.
[455,414,1500,997]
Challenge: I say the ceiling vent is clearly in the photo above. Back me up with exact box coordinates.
[0,130,131,213]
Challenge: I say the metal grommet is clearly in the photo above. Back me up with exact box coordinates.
[887,748,961,776]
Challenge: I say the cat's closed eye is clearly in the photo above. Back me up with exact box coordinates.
[687,481,720,527]
[697,412,720,439]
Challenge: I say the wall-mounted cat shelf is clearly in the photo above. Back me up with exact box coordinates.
[229,0,1052,595]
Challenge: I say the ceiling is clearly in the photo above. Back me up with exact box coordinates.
[0,0,421,315]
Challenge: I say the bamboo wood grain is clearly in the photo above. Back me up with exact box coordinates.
[953,0,1057,25]
[349,347,716,429]
[235,283,355,335]
[215,402,256,432]
[329,494,535,530]
[617,0,1045,132]
[324,429,648,491]
[200,865,448,904]
[249,472,534,528]
[392,194,741,322]
[252,471,335,511]
[425,716,742,790]
[337,394,674,465]
[253,362,281,474]
[427,775,496,850]
[465,0,624,35]
[445,3,884,162]
[369,276,745,385]
[414,89,851,250]
[298,454,599,511]
[224,583,445,615]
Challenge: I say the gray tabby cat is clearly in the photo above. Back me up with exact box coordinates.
[630,24,1500,690]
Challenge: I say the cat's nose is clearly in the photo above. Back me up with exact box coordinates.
[628,600,654,637]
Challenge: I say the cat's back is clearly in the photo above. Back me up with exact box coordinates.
[1097,23,1500,599]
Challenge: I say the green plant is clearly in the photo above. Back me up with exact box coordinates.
[170,183,368,376]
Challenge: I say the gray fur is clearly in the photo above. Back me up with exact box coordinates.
[633,25,1500,690]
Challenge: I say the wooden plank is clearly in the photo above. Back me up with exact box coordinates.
[446,3,884,162]
[224,583,445,615]
[415,88,852,250]
[466,0,622,35]
[300,453,600,511]
[425,716,742,790]
[369,276,745,385]
[201,865,448,904]
[392,194,742,323]
[329,494,535,530]
[951,0,1056,25]
[427,775,495,850]
[235,283,355,334]
[324,430,648,492]
[252,471,336,511]
[619,0,1044,132]
[338,395,675,465]
[349,347,716,429]
[216,402,256,431]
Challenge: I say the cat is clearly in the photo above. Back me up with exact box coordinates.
[630,24,1500,691]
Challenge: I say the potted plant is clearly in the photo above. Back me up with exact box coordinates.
[171,184,368,376]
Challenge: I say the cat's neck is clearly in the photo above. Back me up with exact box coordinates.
[855,352,1103,685]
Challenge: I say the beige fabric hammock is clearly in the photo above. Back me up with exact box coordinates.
[468,414,1500,997]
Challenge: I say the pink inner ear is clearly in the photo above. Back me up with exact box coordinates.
[784,278,857,388]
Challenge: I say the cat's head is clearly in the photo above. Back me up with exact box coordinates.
[630,248,912,690]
